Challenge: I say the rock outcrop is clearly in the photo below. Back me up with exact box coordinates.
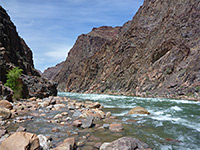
[47,0,200,99]
[0,82,13,102]
[42,61,64,81]
[0,6,57,99]
[42,26,121,90]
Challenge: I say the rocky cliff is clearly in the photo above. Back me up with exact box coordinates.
[44,0,200,100]
[43,26,121,90]
[0,6,57,99]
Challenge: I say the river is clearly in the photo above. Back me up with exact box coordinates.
[59,92,200,150]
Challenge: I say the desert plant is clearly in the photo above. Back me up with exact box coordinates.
[5,67,23,100]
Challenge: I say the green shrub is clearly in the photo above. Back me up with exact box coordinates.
[5,67,23,100]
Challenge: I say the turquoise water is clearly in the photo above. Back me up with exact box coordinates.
[59,92,200,150]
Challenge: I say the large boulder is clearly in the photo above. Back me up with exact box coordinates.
[20,74,57,99]
[0,132,40,150]
[128,106,150,115]
[0,82,13,102]
[100,137,151,150]
[0,100,13,110]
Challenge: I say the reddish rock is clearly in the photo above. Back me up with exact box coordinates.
[109,123,123,132]
[128,106,150,115]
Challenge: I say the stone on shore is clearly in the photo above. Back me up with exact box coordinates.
[109,123,123,132]
[72,120,82,127]
[88,102,101,109]
[100,137,151,150]
[128,106,150,115]
[0,107,11,119]
[0,100,13,110]
[38,134,52,150]
[81,116,94,128]
[0,132,40,150]
[54,137,76,150]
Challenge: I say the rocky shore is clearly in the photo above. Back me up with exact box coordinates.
[0,96,151,150]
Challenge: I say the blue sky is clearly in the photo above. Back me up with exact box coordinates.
[1,0,144,72]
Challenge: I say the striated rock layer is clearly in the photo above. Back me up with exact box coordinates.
[0,6,57,99]
[43,26,122,90]
[45,0,200,99]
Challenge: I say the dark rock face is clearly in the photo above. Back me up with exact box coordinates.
[43,26,121,90]
[0,6,57,98]
[0,6,40,82]
[50,0,200,99]
[0,82,13,102]
[20,75,57,99]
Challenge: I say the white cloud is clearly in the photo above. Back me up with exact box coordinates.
[45,45,72,60]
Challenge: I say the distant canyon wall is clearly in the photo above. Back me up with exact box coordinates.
[43,0,200,99]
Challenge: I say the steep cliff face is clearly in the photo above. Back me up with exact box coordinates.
[0,6,40,83]
[54,0,200,99]
[43,26,121,90]
[0,6,57,99]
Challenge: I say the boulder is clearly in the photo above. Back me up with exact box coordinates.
[100,137,151,150]
[0,129,7,138]
[0,83,13,102]
[16,126,26,132]
[81,116,94,128]
[38,134,52,150]
[103,124,110,129]
[0,132,40,150]
[54,137,76,150]
[88,102,101,109]
[109,123,123,132]
[20,74,57,99]
[128,106,150,115]
[51,127,60,132]
[0,107,11,119]
[0,100,13,110]
[72,120,82,127]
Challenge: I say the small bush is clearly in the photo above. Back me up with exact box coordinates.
[5,67,23,100]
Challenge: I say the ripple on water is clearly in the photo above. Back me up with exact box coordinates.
[58,92,200,149]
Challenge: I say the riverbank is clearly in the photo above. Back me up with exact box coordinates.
[0,96,151,150]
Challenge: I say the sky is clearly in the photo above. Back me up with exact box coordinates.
[1,0,144,72]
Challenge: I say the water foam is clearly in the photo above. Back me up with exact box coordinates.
[171,106,182,111]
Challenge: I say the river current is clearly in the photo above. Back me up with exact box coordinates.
[59,92,200,150]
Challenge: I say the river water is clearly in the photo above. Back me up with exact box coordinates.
[59,92,200,150]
